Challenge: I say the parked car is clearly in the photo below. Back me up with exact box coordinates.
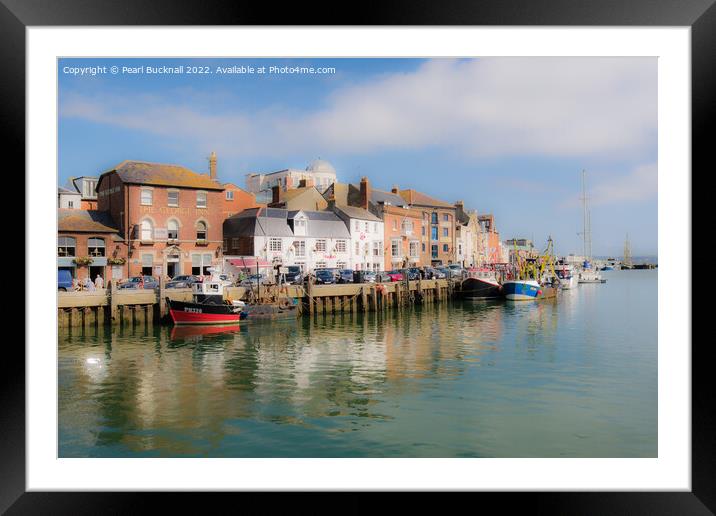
[58,269,73,292]
[387,270,404,282]
[165,275,201,289]
[314,269,336,285]
[283,265,303,285]
[436,267,453,279]
[119,276,159,289]
[337,269,354,283]
[405,267,421,280]
[424,267,446,279]
[354,270,377,283]
[448,264,466,278]
[374,271,391,283]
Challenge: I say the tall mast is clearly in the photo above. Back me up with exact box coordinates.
[624,233,632,267]
[580,169,590,260]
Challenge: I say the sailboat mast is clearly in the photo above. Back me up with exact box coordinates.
[581,170,588,259]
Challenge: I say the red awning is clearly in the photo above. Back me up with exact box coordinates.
[228,257,271,268]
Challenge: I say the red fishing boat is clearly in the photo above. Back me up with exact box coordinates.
[167,272,247,325]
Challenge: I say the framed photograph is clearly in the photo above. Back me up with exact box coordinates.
[9,0,706,512]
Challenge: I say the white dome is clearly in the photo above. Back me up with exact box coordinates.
[305,159,336,176]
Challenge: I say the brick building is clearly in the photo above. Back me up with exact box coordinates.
[96,160,225,279]
[222,182,261,219]
[396,187,457,266]
[58,209,127,284]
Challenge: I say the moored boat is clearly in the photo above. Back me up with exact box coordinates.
[460,268,502,299]
[167,274,247,325]
[555,263,575,289]
[577,260,605,283]
[502,279,541,300]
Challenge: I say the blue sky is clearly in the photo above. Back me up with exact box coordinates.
[58,57,657,257]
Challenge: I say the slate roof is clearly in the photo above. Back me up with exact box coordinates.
[370,188,408,207]
[101,160,224,190]
[58,209,120,234]
[287,210,350,238]
[223,207,293,238]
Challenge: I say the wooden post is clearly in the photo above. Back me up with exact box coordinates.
[159,275,166,319]
[361,286,368,312]
[110,279,118,323]
[371,287,378,312]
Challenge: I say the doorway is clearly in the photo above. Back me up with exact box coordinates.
[89,265,104,282]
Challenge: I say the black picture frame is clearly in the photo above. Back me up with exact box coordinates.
[6,0,706,512]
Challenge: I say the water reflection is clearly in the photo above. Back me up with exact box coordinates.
[58,271,657,458]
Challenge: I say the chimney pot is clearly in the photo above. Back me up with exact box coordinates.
[209,151,217,179]
[391,185,399,194]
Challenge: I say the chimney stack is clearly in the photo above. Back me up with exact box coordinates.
[391,184,399,194]
[209,151,217,179]
[359,176,371,210]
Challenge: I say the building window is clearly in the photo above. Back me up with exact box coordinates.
[372,242,380,256]
[141,253,153,276]
[355,221,360,231]
[431,227,438,240]
[196,221,207,241]
[140,219,153,241]
[191,254,213,276]
[336,240,347,253]
[443,244,449,252]
[402,220,413,235]
[337,261,347,269]
[431,212,438,224]
[196,191,207,208]
[391,239,400,257]
[226,190,234,200]
[443,227,449,237]
[422,243,426,252]
[443,213,449,221]
[140,188,153,206]
[392,220,397,230]
[315,261,326,269]
[88,237,105,257]
[316,239,326,252]
[432,245,438,258]
[355,242,360,254]
[167,190,179,207]
[269,238,282,252]
[167,219,179,240]
[422,226,425,236]
[68,201,74,208]
[373,223,378,233]
[409,241,419,258]
[293,240,306,258]
[58,236,76,257]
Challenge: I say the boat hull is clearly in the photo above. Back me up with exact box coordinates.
[168,299,246,325]
[460,277,502,299]
[502,280,541,300]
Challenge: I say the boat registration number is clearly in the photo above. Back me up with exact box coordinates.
[184,307,203,313]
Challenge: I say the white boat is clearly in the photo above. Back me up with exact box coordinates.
[576,170,604,285]
[555,263,576,289]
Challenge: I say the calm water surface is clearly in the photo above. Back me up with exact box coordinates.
[59,269,657,457]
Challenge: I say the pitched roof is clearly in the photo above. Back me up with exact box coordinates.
[223,207,293,237]
[58,209,120,233]
[288,210,350,238]
[58,186,79,194]
[399,189,454,208]
[102,160,224,190]
[333,204,381,222]
[370,188,408,207]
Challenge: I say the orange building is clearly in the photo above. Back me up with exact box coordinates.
[222,182,261,218]
[395,187,457,266]
[478,214,504,264]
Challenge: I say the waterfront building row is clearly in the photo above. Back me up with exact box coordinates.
[58,155,506,283]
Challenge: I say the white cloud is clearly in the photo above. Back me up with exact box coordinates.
[590,163,658,205]
[60,57,657,161]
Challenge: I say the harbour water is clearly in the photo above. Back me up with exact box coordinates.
[58,269,657,458]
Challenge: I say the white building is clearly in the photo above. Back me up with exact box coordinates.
[332,204,384,272]
[222,207,352,273]
[245,159,338,204]
[58,186,82,209]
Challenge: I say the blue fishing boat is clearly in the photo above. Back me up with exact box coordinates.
[502,280,541,300]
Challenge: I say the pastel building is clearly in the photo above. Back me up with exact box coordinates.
[222,207,351,272]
